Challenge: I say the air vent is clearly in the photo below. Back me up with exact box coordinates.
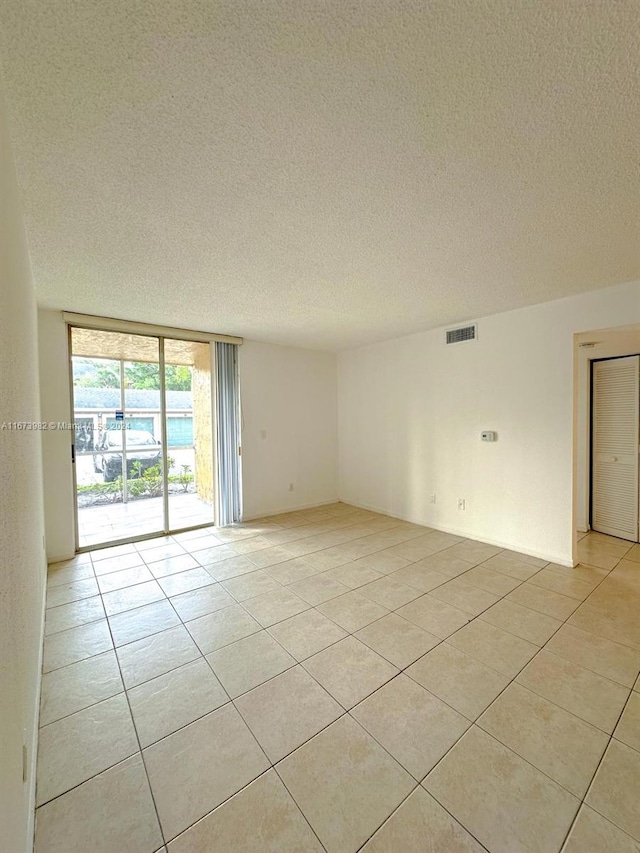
[446,324,477,345]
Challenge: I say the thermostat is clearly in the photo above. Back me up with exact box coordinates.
[481,431,497,442]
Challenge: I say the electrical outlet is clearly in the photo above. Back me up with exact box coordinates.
[430,493,436,504]
[288,482,294,492]
[457,498,466,510]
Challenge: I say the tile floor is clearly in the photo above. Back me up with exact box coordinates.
[37,504,640,852]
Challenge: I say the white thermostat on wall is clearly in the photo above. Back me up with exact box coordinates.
[481,431,497,442]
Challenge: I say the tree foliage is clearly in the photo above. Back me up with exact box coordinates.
[73,358,192,391]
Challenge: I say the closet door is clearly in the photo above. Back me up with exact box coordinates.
[592,355,639,541]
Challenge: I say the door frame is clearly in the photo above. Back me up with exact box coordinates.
[67,319,227,553]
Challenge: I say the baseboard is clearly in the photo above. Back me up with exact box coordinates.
[338,496,574,567]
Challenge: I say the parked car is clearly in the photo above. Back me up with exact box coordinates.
[93,429,162,482]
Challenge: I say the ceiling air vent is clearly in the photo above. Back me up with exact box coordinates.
[446,324,477,345]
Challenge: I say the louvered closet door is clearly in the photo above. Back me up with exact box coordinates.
[592,356,639,541]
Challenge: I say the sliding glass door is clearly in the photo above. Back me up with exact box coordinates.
[71,327,215,549]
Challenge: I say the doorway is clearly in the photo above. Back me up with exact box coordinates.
[590,354,640,543]
[70,326,216,549]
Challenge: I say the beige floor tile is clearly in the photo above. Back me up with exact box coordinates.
[407,643,510,720]
[102,580,166,617]
[47,558,94,588]
[397,594,471,638]
[444,540,503,565]
[241,587,309,627]
[169,583,234,621]
[575,549,623,572]
[461,565,522,596]
[92,552,144,575]
[116,624,201,688]
[201,554,258,581]
[569,600,640,651]
[34,754,163,853]
[358,576,423,609]
[298,547,353,571]
[166,770,323,853]
[156,567,215,597]
[139,541,185,562]
[615,692,640,753]
[479,599,562,645]
[355,613,440,668]
[303,636,399,709]
[39,650,123,726]
[478,682,609,797]
[189,544,241,566]
[507,583,580,620]
[143,704,269,841]
[277,715,414,853]
[563,804,640,852]
[353,551,412,574]
[429,579,500,616]
[36,694,138,806]
[220,569,282,601]
[108,600,181,647]
[318,590,389,632]
[587,739,640,842]
[264,557,320,585]
[326,563,384,589]
[352,674,469,780]
[96,565,154,593]
[480,553,542,581]
[44,595,106,636]
[206,630,295,698]
[387,565,451,593]
[185,603,261,653]
[412,552,477,579]
[517,649,630,733]
[42,620,113,673]
[545,623,640,687]
[447,620,538,678]
[361,786,484,852]
[553,561,610,584]
[528,566,600,601]
[267,608,347,661]
[46,576,99,609]
[147,554,200,578]
[424,726,579,853]
[625,544,640,564]
[128,658,228,747]
[287,572,350,605]
[494,549,548,568]
[244,545,295,569]
[235,665,343,761]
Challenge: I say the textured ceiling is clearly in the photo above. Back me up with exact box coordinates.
[0,0,638,350]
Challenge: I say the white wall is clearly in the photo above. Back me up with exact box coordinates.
[239,340,338,519]
[338,280,640,566]
[0,81,47,853]
[38,309,76,560]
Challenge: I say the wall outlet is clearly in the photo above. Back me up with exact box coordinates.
[288,483,294,492]
[457,498,466,510]
[429,493,436,504]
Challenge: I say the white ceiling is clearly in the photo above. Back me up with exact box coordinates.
[0,0,638,351]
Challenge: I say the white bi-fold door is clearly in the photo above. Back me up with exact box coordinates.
[591,355,639,542]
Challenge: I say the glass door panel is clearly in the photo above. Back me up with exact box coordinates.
[164,339,215,531]
[71,328,165,548]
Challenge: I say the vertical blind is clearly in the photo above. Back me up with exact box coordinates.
[215,342,243,525]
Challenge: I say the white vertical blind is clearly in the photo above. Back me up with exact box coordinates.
[592,355,639,541]
[215,342,243,525]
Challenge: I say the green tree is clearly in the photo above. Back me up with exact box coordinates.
[124,362,192,391]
